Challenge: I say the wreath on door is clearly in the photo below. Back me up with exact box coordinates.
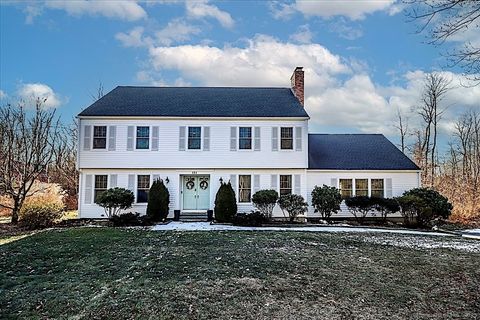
[200,180,209,190]
[186,180,195,190]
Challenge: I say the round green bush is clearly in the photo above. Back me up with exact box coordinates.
[311,185,342,220]
[96,187,135,218]
[252,189,278,219]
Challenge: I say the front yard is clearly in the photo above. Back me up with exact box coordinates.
[1,228,479,319]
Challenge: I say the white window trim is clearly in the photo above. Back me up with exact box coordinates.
[238,174,253,204]
[93,174,109,204]
[238,127,253,151]
[91,125,108,151]
[135,174,151,204]
[135,125,151,151]
[278,126,295,151]
[187,126,203,151]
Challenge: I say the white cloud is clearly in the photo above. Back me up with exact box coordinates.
[0,90,7,99]
[185,0,234,28]
[271,0,397,21]
[116,19,201,48]
[116,26,149,47]
[131,34,480,136]
[295,0,397,20]
[17,83,62,108]
[329,18,363,40]
[44,0,147,21]
[269,1,297,20]
[290,25,313,44]
[23,4,43,24]
[155,19,201,45]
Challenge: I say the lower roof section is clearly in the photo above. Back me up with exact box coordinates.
[308,134,420,170]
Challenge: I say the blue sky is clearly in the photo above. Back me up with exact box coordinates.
[1,1,479,149]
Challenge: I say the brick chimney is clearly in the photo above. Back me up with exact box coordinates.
[290,66,304,106]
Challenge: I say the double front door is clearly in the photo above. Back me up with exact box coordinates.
[182,175,210,210]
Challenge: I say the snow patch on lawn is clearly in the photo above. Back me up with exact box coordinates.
[361,235,480,253]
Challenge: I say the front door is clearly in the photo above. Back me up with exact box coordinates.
[182,175,210,210]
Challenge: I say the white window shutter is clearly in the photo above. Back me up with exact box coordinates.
[253,174,260,194]
[152,174,160,182]
[272,127,278,151]
[108,126,116,151]
[230,127,237,151]
[127,126,134,151]
[151,126,159,151]
[294,174,301,195]
[271,174,278,190]
[110,174,117,188]
[128,174,135,192]
[385,178,393,198]
[179,126,186,151]
[203,127,210,151]
[83,125,91,151]
[84,174,93,204]
[295,127,302,151]
[331,178,338,188]
[254,127,261,151]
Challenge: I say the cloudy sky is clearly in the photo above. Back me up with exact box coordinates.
[1,0,479,150]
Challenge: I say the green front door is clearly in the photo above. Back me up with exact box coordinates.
[182,175,210,210]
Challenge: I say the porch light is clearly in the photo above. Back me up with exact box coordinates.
[165,177,170,184]
[219,177,223,184]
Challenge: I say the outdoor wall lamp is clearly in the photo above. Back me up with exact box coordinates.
[165,177,170,184]
[219,177,223,184]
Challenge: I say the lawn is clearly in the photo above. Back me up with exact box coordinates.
[1,228,479,319]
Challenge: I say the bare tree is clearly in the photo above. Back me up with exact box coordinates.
[0,99,64,223]
[417,73,450,186]
[405,0,480,83]
[395,108,409,153]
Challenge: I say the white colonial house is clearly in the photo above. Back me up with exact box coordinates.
[77,67,420,220]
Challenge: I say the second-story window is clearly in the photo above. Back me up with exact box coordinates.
[280,127,293,150]
[188,127,201,150]
[136,126,149,149]
[93,126,107,149]
[239,127,252,150]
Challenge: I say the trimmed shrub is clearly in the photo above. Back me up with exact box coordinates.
[96,187,135,218]
[402,188,452,220]
[372,197,400,222]
[278,194,308,222]
[146,179,170,221]
[252,189,278,220]
[19,196,64,229]
[311,185,342,221]
[344,196,375,224]
[110,212,154,227]
[214,182,237,222]
[396,195,426,227]
[232,211,266,227]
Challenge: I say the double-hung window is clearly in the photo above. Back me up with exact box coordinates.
[238,175,252,203]
[93,126,107,149]
[280,127,293,150]
[188,127,201,150]
[279,175,292,195]
[239,127,252,150]
[339,179,353,199]
[94,175,108,203]
[355,179,368,197]
[137,175,150,203]
[136,126,150,149]
[371,179,384,198]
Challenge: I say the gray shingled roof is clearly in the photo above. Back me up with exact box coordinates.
[78,86,309,118]
[308,134,420,170]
